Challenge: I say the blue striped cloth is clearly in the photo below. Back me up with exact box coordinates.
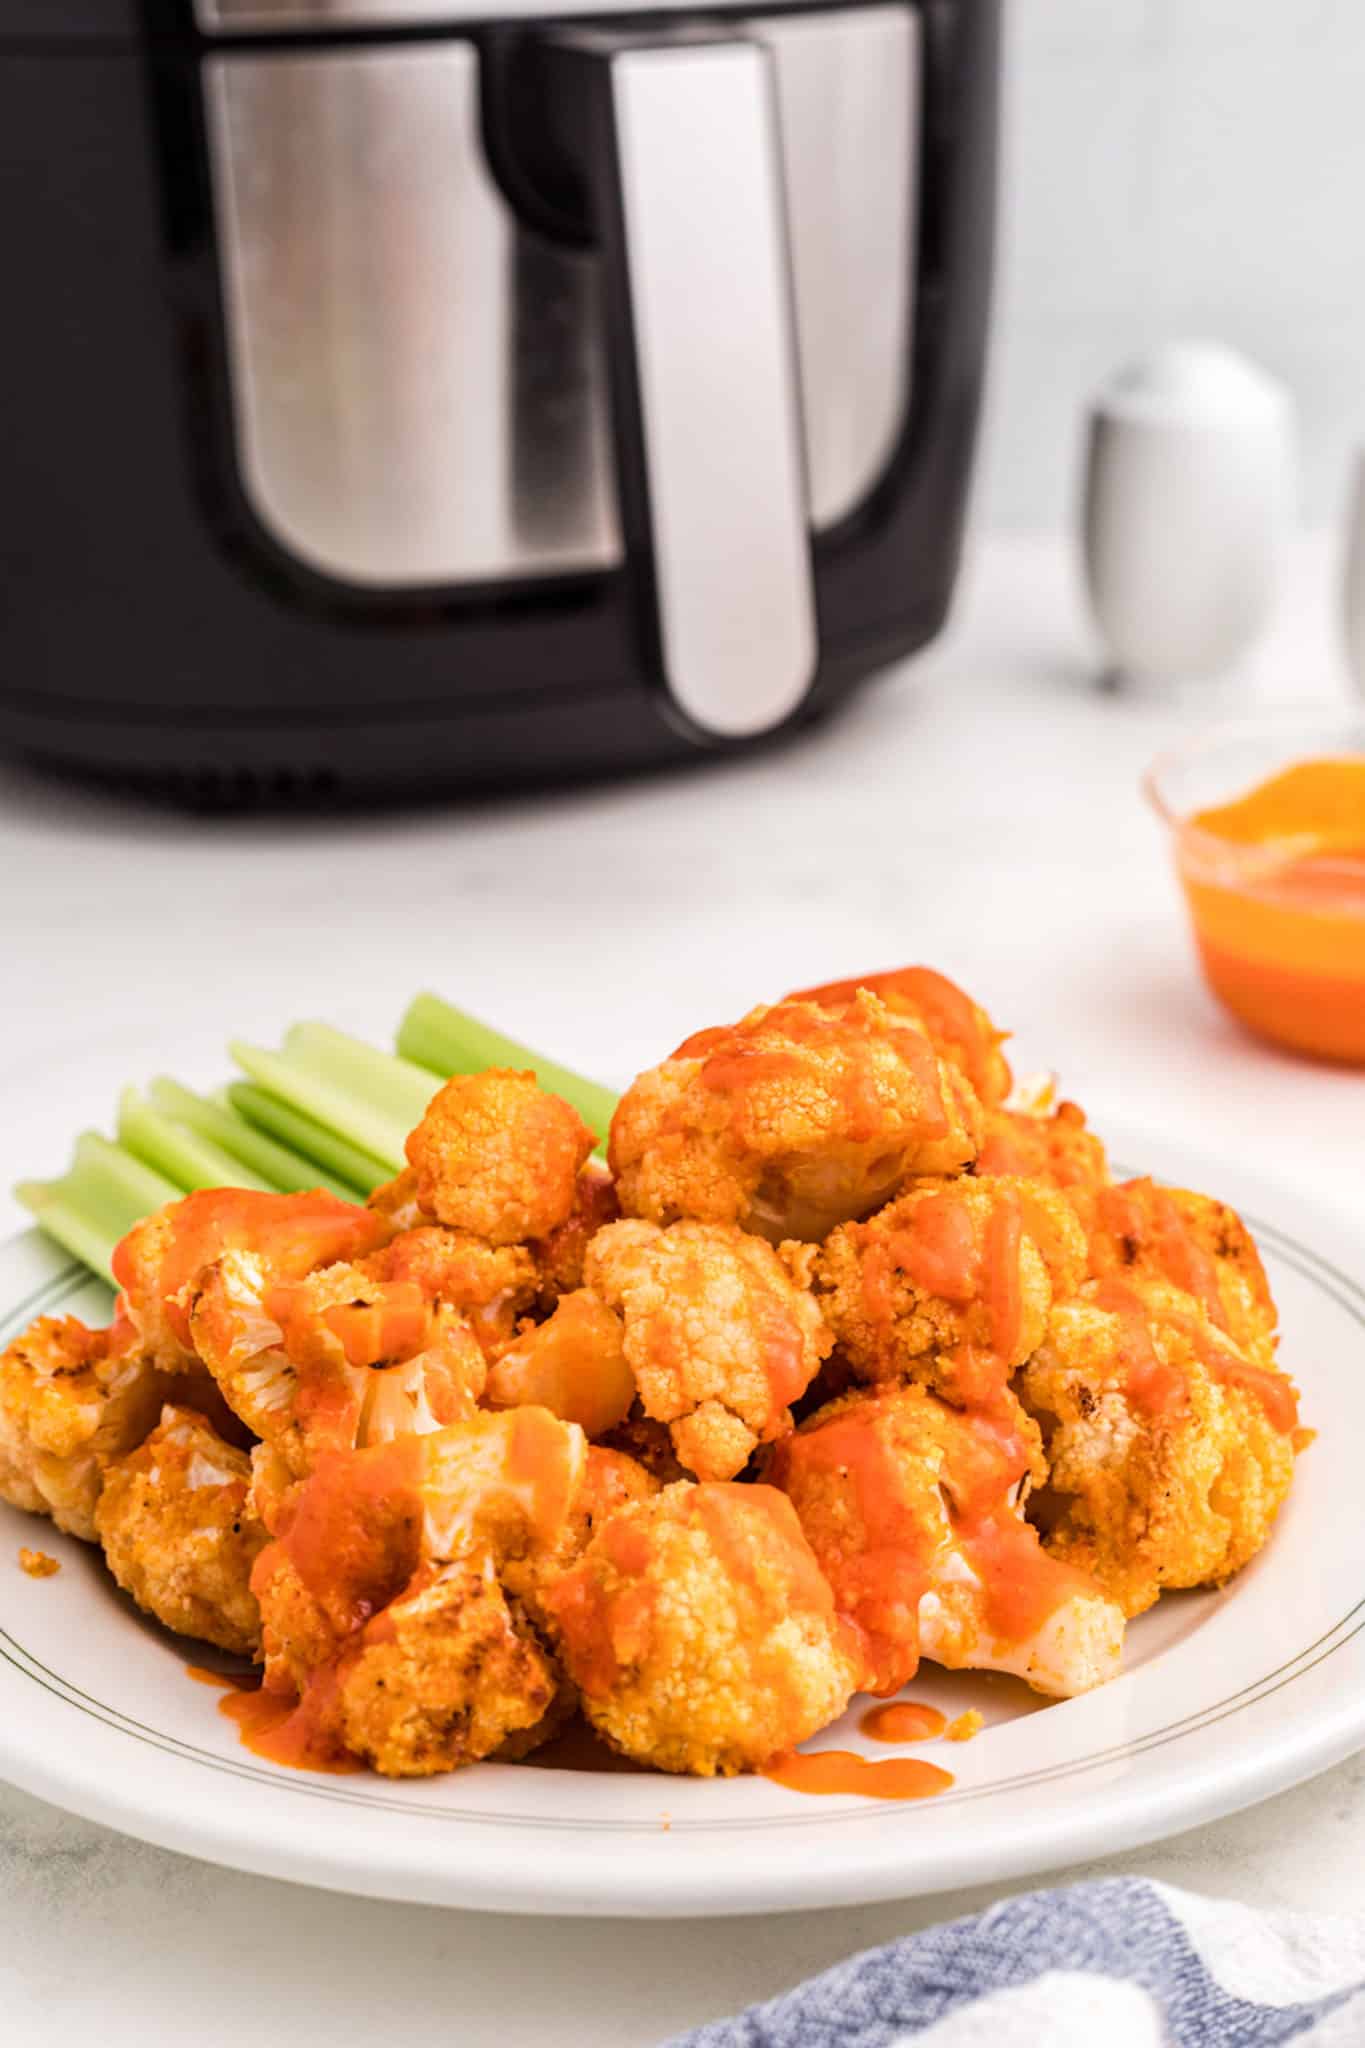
[667,1880,1365,2045]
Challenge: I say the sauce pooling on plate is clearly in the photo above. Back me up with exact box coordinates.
[859,1700,947,1743]
[1176,756,1365,1063]
[763,1749,954,1801]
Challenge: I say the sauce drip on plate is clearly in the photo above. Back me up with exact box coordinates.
[188,1661,363,1775]
[859,1700,947,1743]
[763,1749,954,1802]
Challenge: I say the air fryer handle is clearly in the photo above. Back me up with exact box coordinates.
[538,28,818,742]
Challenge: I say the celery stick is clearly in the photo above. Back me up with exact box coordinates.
[14,1187,124,1286]
[74,1132,183,1211]
[16,1136,180,1284]
[230,1041,415,1171]
[148,1077,360,1200]
[396,992,619,1142]
[282,1022,438,1132]
[227,1083,392,1195]
[118,1088,274,1194]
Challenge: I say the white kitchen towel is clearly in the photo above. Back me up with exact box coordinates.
[665,1879,1365,2045]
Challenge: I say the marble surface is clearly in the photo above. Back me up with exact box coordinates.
[1,536,1362,2046]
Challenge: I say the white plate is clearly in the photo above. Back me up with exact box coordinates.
[1,1117,1362,1917]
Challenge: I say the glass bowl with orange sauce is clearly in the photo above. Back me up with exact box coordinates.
[1145,712,1365,1064]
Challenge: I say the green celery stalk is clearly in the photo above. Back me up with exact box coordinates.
[230,1040,417,1172]
[118,1087,274,1193]
[15,1133,181,1284]
[282,1022,438,1132]
[149,1077,361,1200]
[226,1083,392,1196]
[396,992,619,1144]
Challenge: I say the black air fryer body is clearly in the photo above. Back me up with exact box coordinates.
[0,0,998,798]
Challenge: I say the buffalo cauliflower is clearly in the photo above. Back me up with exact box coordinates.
[813,1175,1086,1406]
[790,964,1012,1108]
[768,1383,1124,1698]
[404,1069,595,1246]
[583,1218,832,1479]
[95,1405,267,1654]
[608,993,983,1246]
[111,1188,391,1374]
[545,1480,861,1775]
[0,1315,170,1540]
[1018,1275,1299,1617]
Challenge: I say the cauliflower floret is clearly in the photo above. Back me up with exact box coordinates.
[813,1176,1087,1406]
[252,1408,587,1696]
[1082,1179,1278,1366]
[404,1069,595,1246]
[500,1442,661,1636]
[485,1291,637,1439]
[366,1167,428,1233]
[609,993,983,1246]
[544,1480,860,1776]
[339,1561,560,1777]
[250,1407,590,1774]
[111,1188,392,1374]
[790,964,1013,1108]
[1018,1276,1300,1618]
[360,1224,541,1361]
[366,1159,617,1314]
[0,1315,170,1540]
[95,1405,267,1654]
[191,1253,486,1476]
[768,1384,1124,1699]
[583,1218,832,1480]
[975,1100,1110,1197]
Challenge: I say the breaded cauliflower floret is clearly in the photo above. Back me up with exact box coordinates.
[583,1218,832,1480]
[1019,1276,1299,1618]
[791,964,1013,1108]
[485,1290,636,1439]
[975,1100,1110,1197]
[361,1224,540,1361]
[768,1384,1123,1699]
[609,993,983,1246]
[501,1442,661,1635]
[0,1315,170,1540]
[252,1408,587,1698]
[405,1069,595,1246]
[340,1561,559,1777]
[111,1188,391,1374]
[191,1253,486,1476]
[1083,1179,1278,1366]
[366,1166,428,1233]
[95,1405,267,1654]
[813,1176,1087,1405]
[545,1481,860,1776]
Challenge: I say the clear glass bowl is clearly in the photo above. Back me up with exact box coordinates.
[1144,709,1365,1065]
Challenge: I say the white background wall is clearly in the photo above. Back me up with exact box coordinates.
[982,0,1365,531]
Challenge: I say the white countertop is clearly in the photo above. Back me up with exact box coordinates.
[1,535,1362,2045]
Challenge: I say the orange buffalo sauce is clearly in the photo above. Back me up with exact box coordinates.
[188,1663,362,1774]
[185,1663,256,1690]
[111,1187,387,1349]
[218,1672,363,1775]
[1164,1309,1300,1436]
[859,1700,947,1743]
[1092,1279,1190,1419]
[791,965,1008,1105]
[1175,757,1365,1063]
[763,1749,953,1802]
